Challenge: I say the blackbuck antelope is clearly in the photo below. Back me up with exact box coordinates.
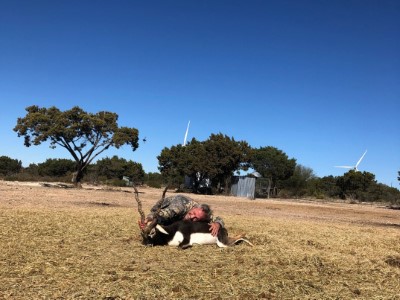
[142,220,233,248]
[133,186,253,248]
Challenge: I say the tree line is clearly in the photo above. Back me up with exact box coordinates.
[0,155,161,187]
[5,105,400,204]
[1,151,399,204]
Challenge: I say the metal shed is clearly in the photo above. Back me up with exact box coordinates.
[230,176,257,199]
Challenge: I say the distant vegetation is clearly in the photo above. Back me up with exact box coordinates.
[7,105,400,204]
[1,152,399,205]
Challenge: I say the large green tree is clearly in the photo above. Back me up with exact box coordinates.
[250,146,296,196]
[336,170,376,200]
[157,138,207,190]
[14,105,139,186]
[182,138,212,191]
[157,133,250,193]
[314,175,341,198]
[282,164,316,197]
[95,156,144,183]
[158,143,187,181]
[204,133,251,193]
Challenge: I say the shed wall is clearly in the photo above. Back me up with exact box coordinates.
[231,177,256,199]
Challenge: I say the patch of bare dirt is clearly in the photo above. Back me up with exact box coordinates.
[1,180,398,229]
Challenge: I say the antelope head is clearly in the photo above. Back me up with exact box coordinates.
[133,184,169,238]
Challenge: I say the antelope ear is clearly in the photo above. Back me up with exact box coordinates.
[156,224,169,235]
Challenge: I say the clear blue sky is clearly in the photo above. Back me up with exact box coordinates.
[1,0,399,187]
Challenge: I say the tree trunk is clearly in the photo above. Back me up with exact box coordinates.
[71,168,84,188]
[267,178,272,199]
[224,177,231,195]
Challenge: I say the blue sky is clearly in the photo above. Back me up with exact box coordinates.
[1,0,399,187]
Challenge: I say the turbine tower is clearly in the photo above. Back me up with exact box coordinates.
[335,150,367,172]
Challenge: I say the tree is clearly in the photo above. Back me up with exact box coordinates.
[336,170,376,200]
[14,105,139,186]
[182,138,211,192]
[144,172,164,188]
[204,133,251,193]
[157,139,206,190]
[24,163,39,177]
[157,134,250,194]
[158,143,187,184]
[95,156,144,183]
[250,146,296,196]
[0,156,22,176]
[283,164,316,197]
[313,175,341,198]
[37,158,76,177]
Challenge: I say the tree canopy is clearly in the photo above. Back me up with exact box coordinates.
[205,133,251,192]
[158,133,250,193]
[14,105,139,186]
[282,164,316,197]
[95,156,144,183]
[250,146,296,191]
[336,170,377,200]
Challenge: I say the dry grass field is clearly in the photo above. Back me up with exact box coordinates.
[0,180,399,300]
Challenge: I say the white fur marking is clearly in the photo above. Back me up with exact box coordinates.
[216,239,228,248]
[168,231,184,246]
[189,233,218,246]
[167,232,228,248]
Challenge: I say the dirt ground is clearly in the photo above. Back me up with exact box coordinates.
[1,180,398,229]
[1,180,399,299]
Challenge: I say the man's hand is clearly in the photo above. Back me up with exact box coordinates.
[209,222,221,237]
[138,217,153,230]
[138,220,147,230]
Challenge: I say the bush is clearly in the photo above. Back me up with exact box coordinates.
[108,179,128,187]
[147,181,162,189]
[0,156,22,176]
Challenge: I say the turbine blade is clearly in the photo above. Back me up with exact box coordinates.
[355,150,367,167]
[183,120,190,146]
[334,166,353,169]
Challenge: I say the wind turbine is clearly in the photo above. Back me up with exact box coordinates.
[183,120,190,146]
[335,150,367,172]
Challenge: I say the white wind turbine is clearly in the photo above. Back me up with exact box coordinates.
[335,150,367,172]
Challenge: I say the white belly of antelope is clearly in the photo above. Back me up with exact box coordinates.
[167,232,227,248]
[168,232,184,246]
[189,233,218,245]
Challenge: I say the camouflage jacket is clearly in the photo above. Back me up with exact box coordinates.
[147,194,224,227]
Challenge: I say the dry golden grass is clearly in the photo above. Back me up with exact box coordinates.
[0,181,399,299]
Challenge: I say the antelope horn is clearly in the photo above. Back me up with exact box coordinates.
[162,184,169,199]
[147,184,169,215]
[134,184,170,235]
[133,184,145,225]
[141,184,169,235]
[133,184,159,235]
